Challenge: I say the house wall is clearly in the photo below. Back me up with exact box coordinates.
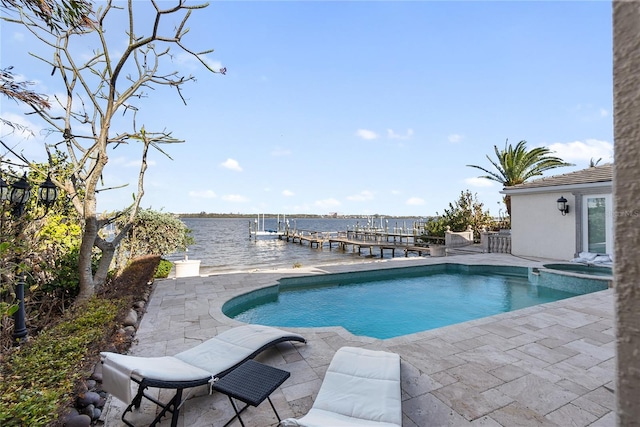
[510,192,576,260]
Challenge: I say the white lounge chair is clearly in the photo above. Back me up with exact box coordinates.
[100,324,306,427]
[280,346,402,427]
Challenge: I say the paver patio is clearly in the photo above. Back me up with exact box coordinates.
[99,254,615,427]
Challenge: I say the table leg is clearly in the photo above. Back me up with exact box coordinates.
[267,397,282,421]
[224,396,247,427]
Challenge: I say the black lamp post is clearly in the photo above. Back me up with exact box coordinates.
[1,172,59,344]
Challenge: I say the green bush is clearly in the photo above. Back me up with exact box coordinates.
[424,190,493,240]
[155,259,172,278]
[114,209,194,271]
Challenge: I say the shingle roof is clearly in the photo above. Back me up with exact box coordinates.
[504,163,613,190]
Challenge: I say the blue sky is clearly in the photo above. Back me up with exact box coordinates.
[1,1,613,216]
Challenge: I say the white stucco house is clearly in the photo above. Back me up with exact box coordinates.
[501,163,613,261]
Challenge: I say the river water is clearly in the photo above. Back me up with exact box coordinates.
[166,217,424,275]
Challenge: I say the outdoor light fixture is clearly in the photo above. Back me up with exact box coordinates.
[557,196,569,216]
[0,176,8,201]
[9,173,31,217]
[1,171,59,344]
[37,175,58,208]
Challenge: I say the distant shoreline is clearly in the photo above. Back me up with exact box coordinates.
[176,213,429,219]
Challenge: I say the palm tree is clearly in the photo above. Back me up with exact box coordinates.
[467,139,573,215]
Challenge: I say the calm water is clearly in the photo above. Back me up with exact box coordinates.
[225,271,579,339]
[167,217,423,274]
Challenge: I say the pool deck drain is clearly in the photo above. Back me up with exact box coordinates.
[100,254,615,427]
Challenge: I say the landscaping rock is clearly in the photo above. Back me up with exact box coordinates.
[80,403,95,418]
[123,308,137,326]
[91,362,103,382]
[64,413,91,427]
[92,407,102,420]
[77,391,101,407]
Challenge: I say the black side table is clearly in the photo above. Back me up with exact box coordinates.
[213,359,291,427]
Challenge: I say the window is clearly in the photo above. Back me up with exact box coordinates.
[582,194,613,254]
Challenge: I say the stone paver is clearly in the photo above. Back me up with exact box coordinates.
[99,254,615,427]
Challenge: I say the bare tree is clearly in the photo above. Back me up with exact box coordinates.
[1,0,90,130]
[2,0,224,301]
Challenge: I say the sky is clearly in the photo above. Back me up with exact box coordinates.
[1,1,614,217]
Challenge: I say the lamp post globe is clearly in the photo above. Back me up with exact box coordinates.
[9,173,31,217]
[38,175,58,208]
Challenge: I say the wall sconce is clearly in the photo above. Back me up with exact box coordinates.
[557,196,569,216]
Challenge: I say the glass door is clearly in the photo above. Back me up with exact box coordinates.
[582,194,613,254]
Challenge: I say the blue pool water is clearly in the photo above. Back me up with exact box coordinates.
[224,265,606,339]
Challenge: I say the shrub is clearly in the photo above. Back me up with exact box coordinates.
[423,190,493,240]
[155,259,172,278]
[0,297,124,426]
[0,255,160,426]
[113,209,194,272]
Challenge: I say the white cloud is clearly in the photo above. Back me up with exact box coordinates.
[355,129,378,140]
[465,177,495,188]
[573,104,611,122]
[12,32,24,42]
[172,52,223,72]
[406,197,426,206]
[314,198,341,209]
[448,134,463,143]
[387,128,414,140]
[0,112,40,138]
[547,139,614,164]
[347,190,374,202]
[203,57,224,72]
[222,194,248,202]
[282,189,294,196]
[221,158,242,171]
[271,147,292,157]
[189,190,217,198]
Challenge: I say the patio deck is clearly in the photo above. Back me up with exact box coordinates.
[100,254,615,427]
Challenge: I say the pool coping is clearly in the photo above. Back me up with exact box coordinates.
[101,253,616,426]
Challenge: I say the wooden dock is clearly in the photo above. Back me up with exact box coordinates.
[279,228,445,259]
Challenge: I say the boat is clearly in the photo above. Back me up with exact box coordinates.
[249,214,286,239]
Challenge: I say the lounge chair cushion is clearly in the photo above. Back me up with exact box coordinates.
[101,354,212,403]
[592,254,612,264]
[572,252,599,263]
[100,324,305,405]
[281,346,402,427]
[571,252,614,266]
[175,324,298,375]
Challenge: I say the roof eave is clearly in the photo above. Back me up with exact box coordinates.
[500,180,612,195]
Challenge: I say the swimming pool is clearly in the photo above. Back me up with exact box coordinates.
[223,264,610,339]
[543,263,613,277]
